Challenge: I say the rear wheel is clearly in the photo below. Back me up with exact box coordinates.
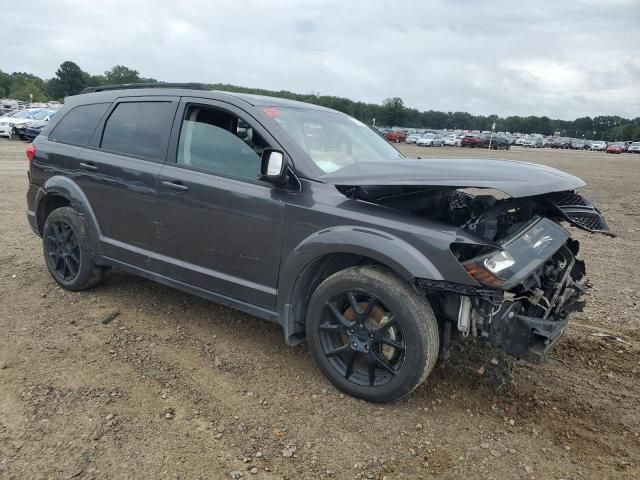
[43,207,105,290]
[306,266,439,402]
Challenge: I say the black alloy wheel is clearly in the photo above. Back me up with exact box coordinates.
[306,266,439,402]
[318,290,405,388]
[45,219,81,282]
[42,206,105,290]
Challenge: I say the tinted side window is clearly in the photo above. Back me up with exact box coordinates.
[101,102,175,161]
[49,103,110,146]
[176,105,268,180]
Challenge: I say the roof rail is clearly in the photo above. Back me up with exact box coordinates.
[80,82,210,94]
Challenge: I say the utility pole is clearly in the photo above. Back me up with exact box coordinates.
[488,122,496,150]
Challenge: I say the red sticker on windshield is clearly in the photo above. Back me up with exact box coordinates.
[262,107,281,118]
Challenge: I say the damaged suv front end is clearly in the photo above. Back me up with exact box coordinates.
[444,188,610,362]
[327,158,611,364]
[448,215,590,362]
[263,103,612,400]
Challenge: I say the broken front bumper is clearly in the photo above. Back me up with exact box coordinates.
[487,245,588,363]
[489,302,573,363]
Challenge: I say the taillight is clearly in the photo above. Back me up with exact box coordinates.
[26,143,36,162]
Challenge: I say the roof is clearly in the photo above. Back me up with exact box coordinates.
[73,83,332,112]
[212,91,332,111]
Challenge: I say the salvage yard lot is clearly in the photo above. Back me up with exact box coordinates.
[0,139,638,479]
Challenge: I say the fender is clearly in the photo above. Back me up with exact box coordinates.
[38,175,103,254]
[277,225,446,343]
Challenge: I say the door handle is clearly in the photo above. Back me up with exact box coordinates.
[79,162,98,171]
[162,180,189,191]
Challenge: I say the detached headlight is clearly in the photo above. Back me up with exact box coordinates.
[463,217,569,289]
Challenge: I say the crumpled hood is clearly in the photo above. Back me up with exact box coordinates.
[322,157,586,198]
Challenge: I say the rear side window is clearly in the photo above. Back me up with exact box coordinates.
[49,103,110,146]
[100,102,175,161]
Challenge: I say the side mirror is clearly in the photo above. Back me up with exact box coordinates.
[260,148,288,183]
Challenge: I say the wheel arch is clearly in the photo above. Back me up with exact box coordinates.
[36,193,70,234]
[36,176,102,253]
[278,226,444,345]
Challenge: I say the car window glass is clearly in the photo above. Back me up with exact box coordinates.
[101,102,174,160]
[176,105,268,180]
[33,111,51,120]
[49,103,110,146]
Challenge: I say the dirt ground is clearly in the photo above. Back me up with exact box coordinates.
[0,139,638,480]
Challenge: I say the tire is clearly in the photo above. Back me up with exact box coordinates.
[306,265,439,402]
[42,206,105,291]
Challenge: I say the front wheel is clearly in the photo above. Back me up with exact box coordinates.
[306,266,439,402]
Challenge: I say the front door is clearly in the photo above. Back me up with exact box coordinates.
[155,99,286,309]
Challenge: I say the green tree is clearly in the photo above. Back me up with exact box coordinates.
[380,97,406,127]
[86,74,106,87]
[10,78,48,102]
[0,69,10,97]
[47,61,87,98]
[104,65,142,84]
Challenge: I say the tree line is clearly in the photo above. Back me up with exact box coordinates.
[1,61,638,141]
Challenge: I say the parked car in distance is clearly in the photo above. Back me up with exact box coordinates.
[570,139,588,150]
[589,140,607,151]
[627,141,640,154]
[14,110,56,140]
[416,133,444,147]
[522,137,543,148]
[460,134,484,148]
[23,120,49,142]
[25,84,612,403]
[444,134,463,146]
[0,109,44,138]
[550,138,571,149]
[384,130,407,143]
[482,134,511,150]
[405,133,421,144]
[1,99,19,114]
[606,142,626,154]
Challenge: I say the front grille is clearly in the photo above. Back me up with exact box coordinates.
[566,212,610,232]
[547,191,587,206]
[547,191,614,236]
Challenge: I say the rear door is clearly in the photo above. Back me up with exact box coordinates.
[31,102,111,189]
[155,98,286,309]
[76,97,179,268]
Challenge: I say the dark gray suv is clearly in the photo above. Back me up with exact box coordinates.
[25,84,611,402]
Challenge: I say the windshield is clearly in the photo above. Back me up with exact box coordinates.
[32,111,51,120]
[266,107,403,173]
[10,110,34,119]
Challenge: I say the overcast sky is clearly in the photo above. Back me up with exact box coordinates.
[4,0,639,119]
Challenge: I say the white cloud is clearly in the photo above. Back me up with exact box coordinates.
[3,0,639,119]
